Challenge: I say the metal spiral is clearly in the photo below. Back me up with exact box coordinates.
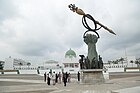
[82,14,102,38]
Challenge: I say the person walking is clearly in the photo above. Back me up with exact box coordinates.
[44,72,46,82]
[63,72,67,86]
[55,73,58,83]
[47,72,51,85]
[68,73,71,83]
[77,71,80,81]
[52,71,56,85]
[65,72,68,82]
[58,72,62,84]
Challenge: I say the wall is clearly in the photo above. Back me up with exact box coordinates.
[4,58,14,70]
[108,68,124,72]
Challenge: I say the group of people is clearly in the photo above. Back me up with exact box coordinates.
[44,71,71,86]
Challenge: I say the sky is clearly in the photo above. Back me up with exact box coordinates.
[0,0,140,64]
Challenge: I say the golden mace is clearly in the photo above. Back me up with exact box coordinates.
[68,4,116,35]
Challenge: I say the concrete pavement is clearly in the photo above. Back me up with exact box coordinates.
[0,73,140,93]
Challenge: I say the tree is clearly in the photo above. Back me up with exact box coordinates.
[113,60,118,64]
[119,57,125,66]
[116,59,119,65]
[18,62,23,69]
[108,61,112,65]
[0,61,4,70]
[27,62,31,69]
[130,60,134,67]
[135,58,140,67]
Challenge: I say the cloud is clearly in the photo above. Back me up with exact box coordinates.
[0,0,140,63]
[0,0,18,23]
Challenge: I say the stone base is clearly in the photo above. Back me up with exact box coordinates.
[80,69,107,84]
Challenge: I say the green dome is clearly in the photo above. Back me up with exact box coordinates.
[65,48,76,58]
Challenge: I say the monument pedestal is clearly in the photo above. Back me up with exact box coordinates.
[80,69,107,84]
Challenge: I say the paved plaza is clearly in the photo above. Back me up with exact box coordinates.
[0,72,140,93]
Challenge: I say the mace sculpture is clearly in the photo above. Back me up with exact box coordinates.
[68,4,116,84]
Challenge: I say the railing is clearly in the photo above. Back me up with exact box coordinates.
[0,70,20,74]
[124,67,140,72]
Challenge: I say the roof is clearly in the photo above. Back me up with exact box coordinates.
[45,60,58,64]
[65,48,76,58]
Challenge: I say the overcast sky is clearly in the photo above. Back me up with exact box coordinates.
[0,0,140,64]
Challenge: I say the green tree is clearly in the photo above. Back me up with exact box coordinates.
[135,58,140,67]
[119,57,125,66]
[108,61,112,65]
[113,60,118,64]
[0,61,4,70]
[18,62,23,69]
[130,60,134,67]
[27,62,31,69]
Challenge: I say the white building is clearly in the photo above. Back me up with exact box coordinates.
[38,60,62,72]
[38,48,80,73]
[4,56,14,70]
[62,48,80,73]
[4,56,33,70]
[127,56,137,67]
[3,49,139,74]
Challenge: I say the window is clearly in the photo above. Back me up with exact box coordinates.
[70,63,74,68]
[64,64,68,68]
[75,63,79,68]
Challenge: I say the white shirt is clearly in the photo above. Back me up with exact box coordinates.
[52,73,56,80]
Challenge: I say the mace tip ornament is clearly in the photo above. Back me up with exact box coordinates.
[68,4,85,15]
